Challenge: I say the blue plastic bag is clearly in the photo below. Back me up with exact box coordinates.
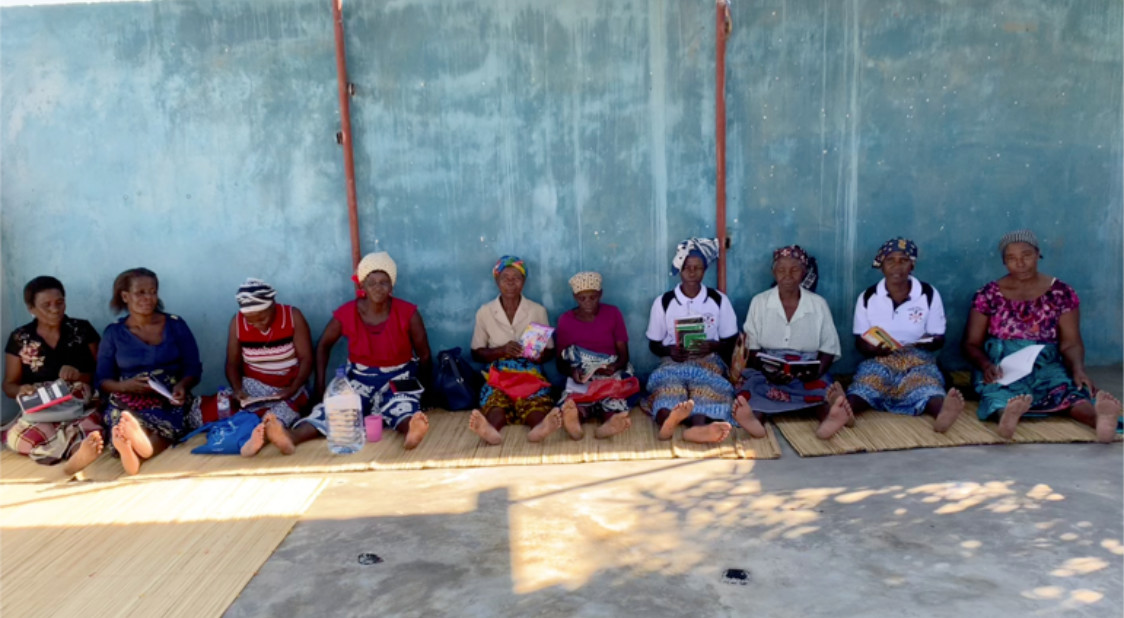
[179,411,260,455]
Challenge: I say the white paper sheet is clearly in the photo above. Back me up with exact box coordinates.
[996,345,1045,386]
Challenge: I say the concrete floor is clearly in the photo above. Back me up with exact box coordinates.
[225,367,1124,618]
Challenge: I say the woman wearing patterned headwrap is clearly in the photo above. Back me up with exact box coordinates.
[644,238,749,444]
[554,271,636,440]
[844,238,964,435]
[467,256,562,445]
[736,246,849,439]
[224,278,316,457]
[962,230,1121,442]
[299,252,433,450]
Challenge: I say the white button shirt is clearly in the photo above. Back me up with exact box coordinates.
[742,287,841,358]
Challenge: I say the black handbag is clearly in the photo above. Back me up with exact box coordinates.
[434,347,482,411]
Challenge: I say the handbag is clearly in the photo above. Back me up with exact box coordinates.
[434,347,482,411]
[178,411,260,455]
[17,380,91,423]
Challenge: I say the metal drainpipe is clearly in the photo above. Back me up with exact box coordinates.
[715,0,732,293]
[332,0,361,270]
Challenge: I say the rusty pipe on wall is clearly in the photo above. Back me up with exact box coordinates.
[715,0,731,292]
[331,0,361,270]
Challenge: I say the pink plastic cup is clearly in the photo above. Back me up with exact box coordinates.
[365,414,383,443]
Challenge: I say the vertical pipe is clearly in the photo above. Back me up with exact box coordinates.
[715,0,731,292]
[332,0,362,270]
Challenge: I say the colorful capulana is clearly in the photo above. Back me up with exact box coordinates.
[493,255,527,279]
[235,278,277,314]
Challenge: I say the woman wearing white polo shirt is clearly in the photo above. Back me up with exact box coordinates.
[645,239,753,444]
[845,238,964,432]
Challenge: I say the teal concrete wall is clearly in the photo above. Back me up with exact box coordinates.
[2,1,1121,406]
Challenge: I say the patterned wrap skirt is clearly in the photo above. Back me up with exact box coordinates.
[973,339,1090,420]
[479,358,554,425]
[847,348,945,415]
[298,360,421,435]
[646,353,737,424]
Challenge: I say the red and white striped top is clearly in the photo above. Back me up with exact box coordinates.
[238,304,300,387]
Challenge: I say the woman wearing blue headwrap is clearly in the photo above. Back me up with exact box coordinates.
[644,238,750,444]
[838,238,964,437]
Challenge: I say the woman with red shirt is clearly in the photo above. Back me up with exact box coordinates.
[300,252,433,450]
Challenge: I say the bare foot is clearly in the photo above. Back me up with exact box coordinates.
[240,422,266,457]
[658,400,694,440]
[595,411,632,439]
[404,412,429,449]
[682,421,732,444]
[826,383,853,427]
[263,413,296,455]
[63,431,103,474]
[117,411,153,459]
[997,394,1033,439]
[528,408,563,442]
[1094,391,1121,444]
[933,388,964,433]
[112,425,141,476]
[732,395,766,438]
[816,395,853,439]
[561,399,583,440]
[468,409,502,445]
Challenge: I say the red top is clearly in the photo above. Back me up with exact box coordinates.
[238,304,299,387]
[334,298,417,367]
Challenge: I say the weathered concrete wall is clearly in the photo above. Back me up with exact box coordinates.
[2,0,1121,402]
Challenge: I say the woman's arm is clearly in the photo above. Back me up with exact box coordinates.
[913,334,945,352]
[408,311,433,385]
[3,353,27,399]
[472,341,522,364]
[59,341,99,384]
[854,335,892,358]
[315,317,343,396]
[816,352,835,378]
[961,309,1001,383]
[286,308,316,397]
[649,339,689,362]
[224,316,246,398]
[1057,308,1093,391]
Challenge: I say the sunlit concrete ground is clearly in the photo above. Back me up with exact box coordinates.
[226,368,1124,618]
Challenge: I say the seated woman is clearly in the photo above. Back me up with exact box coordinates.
[645,238,753,444]
[3,276,103,473]
[301,252,432,449]
[467,256,562,445]
[97,268,202,475]
[845,238,963,432]
[555,271,636,440]
[962,229,1121,442]
[222,278,315,457]
[737,246,849,439]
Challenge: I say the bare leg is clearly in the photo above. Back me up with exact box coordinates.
[527,408,562,442]
[117,411,154,458]
[240,422,267,457]
[468,409,503,445]
[732,395,767,438]
[262,414,297,454]
[932,388,964,433]
[655,400,694,440]
[816,395,854,439]
[287,423,321,448]
[826,383,854,427]
[63,431,103,475]
[682,418,732,444]
[997,394,1033,439]
[112,424,141,476]
[401,412,429,449]
[1079,391,1122,444]
[595,411,632,439]
[561,399,583,440]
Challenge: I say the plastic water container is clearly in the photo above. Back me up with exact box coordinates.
[216,387,232,420]
[324,368,364,455]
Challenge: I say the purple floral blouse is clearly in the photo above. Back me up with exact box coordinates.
[971,279,1079,343]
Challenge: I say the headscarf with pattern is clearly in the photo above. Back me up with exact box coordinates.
[772,245,819,292]
[493,255,527,279]
[671,237,721,275]
[871,237,918,269]
[235,278,277,314]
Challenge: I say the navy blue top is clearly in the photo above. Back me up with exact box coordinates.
[95,314,203,387]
